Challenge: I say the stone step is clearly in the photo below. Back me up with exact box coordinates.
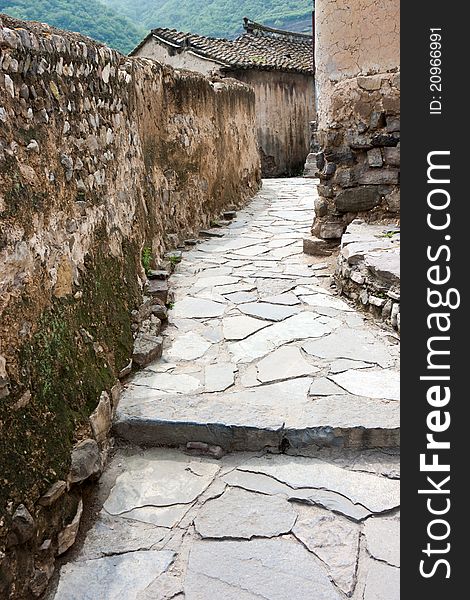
[113,379,399,452]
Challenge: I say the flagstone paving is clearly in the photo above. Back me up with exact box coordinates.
[115,178,399,451]
[50,179,400,599]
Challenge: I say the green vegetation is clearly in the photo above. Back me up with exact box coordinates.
[0,1,312,54]
[0,0,146,54]
[141,246,153,274]
[102,0,313,39]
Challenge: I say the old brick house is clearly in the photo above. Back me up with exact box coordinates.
[131,18,315,177]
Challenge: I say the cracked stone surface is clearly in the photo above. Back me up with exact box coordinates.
[51,447,400,600]
[50,180,400,600]
[115,179,399,450]
[194,487,297,539]
[292,505,360,595]
[364,516,400,567]
[53,550,176,600]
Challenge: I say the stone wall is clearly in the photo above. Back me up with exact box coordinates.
[309,0,400,247]
[0,14,260,598]
[228,69,315,177]
[134,39,315,178]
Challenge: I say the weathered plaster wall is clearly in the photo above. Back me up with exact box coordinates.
[135,39,315,177]
[309,0,400,245]
[133,36,222,76]
[0,14,260,598]
[230,69,315,177]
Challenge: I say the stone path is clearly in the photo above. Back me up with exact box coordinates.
[50,179,400,599]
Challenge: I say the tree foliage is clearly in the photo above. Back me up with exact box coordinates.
[103,0,313,39]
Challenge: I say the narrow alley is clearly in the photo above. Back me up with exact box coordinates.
[49,179,400,600]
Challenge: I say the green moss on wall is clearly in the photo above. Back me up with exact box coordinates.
[0,239,142,528]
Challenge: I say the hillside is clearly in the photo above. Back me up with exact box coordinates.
[103,0,313,39]
[0,0,146,54]
[0,1,312,55]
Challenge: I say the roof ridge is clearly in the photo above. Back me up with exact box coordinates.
[242,16,312,40]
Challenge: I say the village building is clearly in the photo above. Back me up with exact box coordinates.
[131,18,315,178]
[305,0,400,252]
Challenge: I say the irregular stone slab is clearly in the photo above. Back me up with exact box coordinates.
[195,488,296,539]
[214,283,256,295]
[77,514,167,560]
[362,558,400,600]
[238,455,399,513]
[117,505,189,529]
[309,377,347,396]
[222,315,270,340]
[197,266,233,277]
[115,384,399,451]
[230,244,269,257]
[167,332,211,361]
[223,291,258,304]
[262,292,300,305]
[185,538,342,600]
[173,297,225,318]
[286,394,399,441]
[302,328,395,368]
[290,490,371,521]
[229,312,338,363]
[204,363,236,392]
[330,369,400,401]
[136,573,183,600]
[132,371,201,395]
[329,359,372,373]
[364,516,400,567]
[104,450,219,515]
[256,346,318,383]
[223,469,371,521]
[223,468,294,497]
[54,550,175,600]
[300,293,354,312]
[292,505,360,594]
[238,302,299,321]
[194,275,239,289]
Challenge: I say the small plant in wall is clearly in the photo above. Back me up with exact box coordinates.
[141,246,153,275]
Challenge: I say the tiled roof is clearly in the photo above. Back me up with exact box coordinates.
[131,18,313,75]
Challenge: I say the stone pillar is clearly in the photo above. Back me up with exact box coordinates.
[305,0,400,254]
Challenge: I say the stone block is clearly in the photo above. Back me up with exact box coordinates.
[386,117,400,133]
[367,148,383,168]
[89,391,112,445]
[146,279,169,303]
[357,75,382,91]
[57,499,83,556]
[133,333,163,367]
[12,504,35,544]
[318,184,334,199]
[371,134,399,147]
[314,197,328,217]
[38,481,67,507]
[335,187,380,213]
[383,147,400,167]
[69,439,101,484]
[303,236,337,257]
[357,169,399,185]
[147,269,169,280]
[319,220,345,240]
